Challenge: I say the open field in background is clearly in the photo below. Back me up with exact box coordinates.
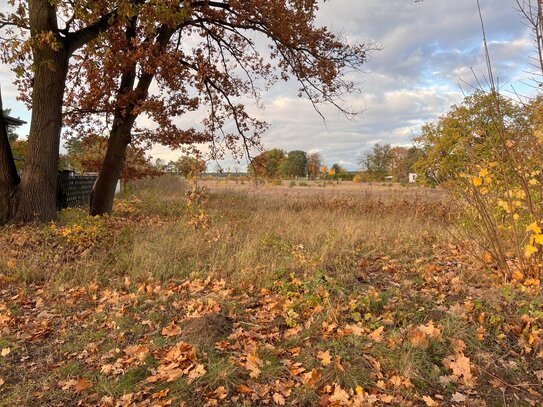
[0,176,542,406]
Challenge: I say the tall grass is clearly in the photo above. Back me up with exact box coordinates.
[0,177,451,289]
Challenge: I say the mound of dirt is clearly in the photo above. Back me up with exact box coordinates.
[181,313,233,347]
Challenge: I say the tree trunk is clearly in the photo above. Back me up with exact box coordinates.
[14,52,68,222]
[0,90,20,224]
[12,0,69,222]
[90,120,135,215]
[88,25,174,216]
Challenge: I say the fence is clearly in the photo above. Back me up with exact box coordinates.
[56,172,97,210]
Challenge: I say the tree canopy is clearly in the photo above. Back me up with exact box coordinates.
[0,0,373,220]
[280,150,308,178]
[415,90,529,185]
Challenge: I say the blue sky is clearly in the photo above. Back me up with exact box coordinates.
[0,0,536,171]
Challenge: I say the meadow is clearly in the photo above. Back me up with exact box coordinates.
[0,177,541,406]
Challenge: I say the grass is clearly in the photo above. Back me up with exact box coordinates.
[0,176,541,406]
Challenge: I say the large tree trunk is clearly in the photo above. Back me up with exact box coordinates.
[0,90,20,224]
[14,52,68,222]
[89,120,135,215]
[12,0,69,222]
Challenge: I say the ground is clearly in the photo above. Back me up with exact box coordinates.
[0,177,541,406]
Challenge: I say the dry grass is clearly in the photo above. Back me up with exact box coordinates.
[0,176,541,406]
[108,178,451,288]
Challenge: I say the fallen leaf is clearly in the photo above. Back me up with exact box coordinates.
[302,368,321,388]
[329,385,349,403]
[317,350,332,366]
[213,386,228,400]
[161,322,182,337]
[422,395,438,406]
[451,392,467,403]
[527,387,541,397]
[245,352,262,378]
[188,363,206,383]
[334,355,345,372]
[380,394,394,403]
[418,321,441,338]
[476,326,486,341]
[59,379,77,390]
[369,326,384,342]
[273,392,286,405]
[75,377,92,392]
[409,329,429,349]
[236,384,252,394]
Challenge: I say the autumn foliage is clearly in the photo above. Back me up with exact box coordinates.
[0,0,371,221]
[417,91,543,280]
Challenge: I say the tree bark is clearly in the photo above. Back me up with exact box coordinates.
[14,51,69,222]
[89,119,135,215]
[12,0,69,222]
[0,90,20,224]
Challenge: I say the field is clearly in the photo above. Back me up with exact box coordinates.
[0,177,542,406]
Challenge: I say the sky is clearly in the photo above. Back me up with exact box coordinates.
[0,0,537,171]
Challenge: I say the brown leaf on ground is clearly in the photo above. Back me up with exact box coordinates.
[369,326,384,342]
[273,392,286,405]
[161,322,182,337]
[317,350,332,366]
[451,392,467,402]
[74,378,92,392]
[422,395,439,406]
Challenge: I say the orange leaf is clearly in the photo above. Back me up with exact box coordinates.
[161,322,182,337]
[273,392,286,405]
[369,326,384,342]
[75,378,92,392]
[317,350,332,366]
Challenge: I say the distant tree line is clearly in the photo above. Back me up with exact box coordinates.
[154,156,207,178]
[248,149,351,180]
[359,143,422,182]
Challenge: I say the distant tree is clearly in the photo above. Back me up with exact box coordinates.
[396,147,422,182]
[174,156,207,178]
[307,152,323,179]
[360,143,393,180]
[330,163,348,180]
[9,140,27,172]
[249,148,286,178]
[389,146,408,179]
[280,150,308,178]
[2,106,27,172]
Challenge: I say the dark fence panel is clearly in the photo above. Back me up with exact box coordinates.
[56,173,97,210]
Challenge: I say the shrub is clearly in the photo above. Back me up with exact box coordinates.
[417,91,543,280]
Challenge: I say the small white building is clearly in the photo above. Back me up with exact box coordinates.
[408,173,418,183]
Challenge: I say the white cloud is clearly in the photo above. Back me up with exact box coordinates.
[0,0,536,170]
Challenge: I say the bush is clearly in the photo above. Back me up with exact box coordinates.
[417,91,543,280]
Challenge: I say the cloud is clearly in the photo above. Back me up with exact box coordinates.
[0,0,536,171]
